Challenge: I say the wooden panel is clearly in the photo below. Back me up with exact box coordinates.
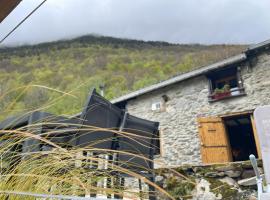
[198,117,232,164]
[201,147,232,163]
[250,115,262,159]
[0,0,21,23]
[200,122,228,146]
[219,110,253,118]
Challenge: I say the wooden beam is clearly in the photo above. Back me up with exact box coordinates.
[0,0,21,23]
[219,110,254,118]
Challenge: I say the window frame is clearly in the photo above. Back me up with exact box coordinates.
[207,66,246,102]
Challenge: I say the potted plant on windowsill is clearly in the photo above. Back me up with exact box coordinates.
[212,84,231,100]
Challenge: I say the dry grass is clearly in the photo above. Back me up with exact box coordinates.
[0,85,182,199]
[0,125,178,199]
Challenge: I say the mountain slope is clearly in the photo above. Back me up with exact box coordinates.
[0,35,247,116]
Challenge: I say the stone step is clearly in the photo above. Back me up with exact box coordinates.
[238,174,265,186]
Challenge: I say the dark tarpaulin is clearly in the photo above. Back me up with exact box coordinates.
[0,89,160,173]
[117,114,159,172]
[22,112,56,153]
[74,89,123,149]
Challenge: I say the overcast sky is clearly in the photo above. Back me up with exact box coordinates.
[1,0,270,46]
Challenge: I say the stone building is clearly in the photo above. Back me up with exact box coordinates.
[112,39,270,167]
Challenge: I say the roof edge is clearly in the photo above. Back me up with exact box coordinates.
[0,0,22,23]
[111,53,246,104]
[247,39,270,52]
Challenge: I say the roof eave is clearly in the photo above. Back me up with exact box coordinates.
[112,53,247,104]
[0,0,22,23]
[247,39,270,53]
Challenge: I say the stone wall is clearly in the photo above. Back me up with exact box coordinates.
[154,161,261,200]
[126,52,270,167]
[121,161,260,200]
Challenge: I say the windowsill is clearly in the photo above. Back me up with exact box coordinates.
[208,88,246,102]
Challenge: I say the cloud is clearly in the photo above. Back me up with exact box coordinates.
[1,0,270,46]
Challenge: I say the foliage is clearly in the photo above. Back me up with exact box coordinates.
[0,86,175,199]
[0,34,246,115]
[0,123,173,199]
[165,176,195,199]
[0,35,247,199]
[213,84,231,95]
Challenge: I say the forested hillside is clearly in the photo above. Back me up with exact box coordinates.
[0,35,247,116]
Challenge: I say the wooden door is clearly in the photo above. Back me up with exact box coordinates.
[198,117,232,164]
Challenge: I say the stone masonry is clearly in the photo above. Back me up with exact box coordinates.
[154,161,262,200]
[125,52,270,167]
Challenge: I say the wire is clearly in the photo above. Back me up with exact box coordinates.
[0,0,48,44]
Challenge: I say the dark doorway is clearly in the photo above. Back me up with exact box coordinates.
[224,114,258,161]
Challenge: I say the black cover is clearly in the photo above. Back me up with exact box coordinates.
[74,89,123,149]
[117,114,159,171]
[0,111,77,152]
[22,112,53,153]
[0,114,30,130]
[42,116,83,147]
[0,89,160,173]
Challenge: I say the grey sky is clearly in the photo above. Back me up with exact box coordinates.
[1,0,270,46]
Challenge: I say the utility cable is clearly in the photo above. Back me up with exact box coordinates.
[0,0,48,44]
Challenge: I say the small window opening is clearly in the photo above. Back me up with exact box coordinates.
[224,114,258,161]
[208,67,245,101]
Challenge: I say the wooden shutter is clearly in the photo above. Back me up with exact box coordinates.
[250,115,262,158]
[198,117,232,164]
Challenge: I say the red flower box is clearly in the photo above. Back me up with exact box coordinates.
[213,91,231,100]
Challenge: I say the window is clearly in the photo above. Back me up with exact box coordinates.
[207,67,245,101]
